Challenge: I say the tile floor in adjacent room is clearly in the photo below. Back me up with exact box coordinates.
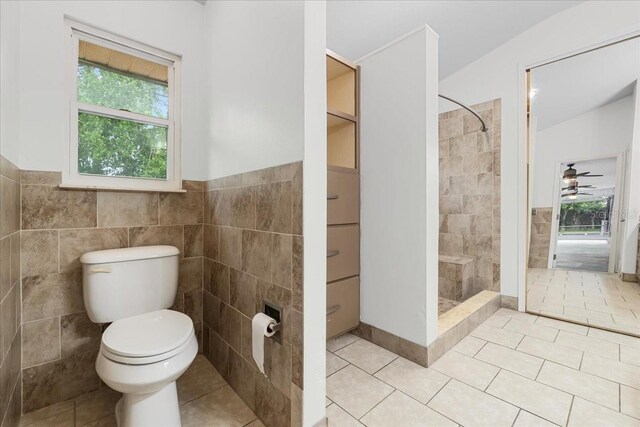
[554,238,610,272]
[527,268,640,336]
[326,308,640,427]
[18,356,265,427]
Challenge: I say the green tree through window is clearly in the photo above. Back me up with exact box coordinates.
[77,62,169,179]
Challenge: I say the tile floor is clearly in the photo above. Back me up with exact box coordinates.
[18,308,640,427]
[18,355,265,427]
[326,308,640,427]
[527,268,640,335]
[555,238,610,272]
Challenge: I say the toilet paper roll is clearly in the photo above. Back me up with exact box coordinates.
[252,313,277,375]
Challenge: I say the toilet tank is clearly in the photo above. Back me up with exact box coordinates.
[80,245,180,323]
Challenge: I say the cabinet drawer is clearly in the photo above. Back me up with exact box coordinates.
[327,276,360,339]
[328,171,359,225]
[327,225,359,282]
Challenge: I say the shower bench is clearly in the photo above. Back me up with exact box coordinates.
[438,255,475,302]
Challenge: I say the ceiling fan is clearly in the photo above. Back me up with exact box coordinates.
[562,181,594,191]
[563,163,603,182]
[561,190,594,199]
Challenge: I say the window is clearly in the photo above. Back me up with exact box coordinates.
[65,20,182,191]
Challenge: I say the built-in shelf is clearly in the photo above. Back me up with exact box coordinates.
[328,108,357,124]
[327,55,356,116]
[327,113,356,170]
[326,50,360,339]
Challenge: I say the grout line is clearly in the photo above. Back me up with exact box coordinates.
[510,409,521,427]
[371,355,399,376]
[327,335,361,354]
[327,400,363,423]
[356,387,395,421]
[397,388,460,426]
[565,395,575,426]
[472,338,490,357]
[534,360,545,381]
[424,377,453,407]
[483,367,502,392]
[326,360,352,379]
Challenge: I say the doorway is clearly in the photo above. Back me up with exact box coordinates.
[551,157,619,272]
[525,35,640,337]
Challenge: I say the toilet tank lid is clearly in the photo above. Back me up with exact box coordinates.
[80,245,180,265]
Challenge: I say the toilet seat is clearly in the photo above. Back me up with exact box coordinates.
[101,309,194,365]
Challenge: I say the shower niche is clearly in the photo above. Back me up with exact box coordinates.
[326,51,360,339]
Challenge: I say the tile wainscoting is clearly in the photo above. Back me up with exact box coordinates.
[528,207,552,269]
[0,156,22,427]
[201,162,303,427]
[19,170,205,413]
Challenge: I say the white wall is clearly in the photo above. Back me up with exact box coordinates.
[15,0,207,179]
[439,0,640,301]
[0,0,21,164]
[359,27,439,347]
[203,1,305,179]
[12,0,311,180]
[532,96,635,208]
[621,84,640,275]
[302,3,327,424]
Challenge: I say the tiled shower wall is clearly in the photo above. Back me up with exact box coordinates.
[438,99,502,296]
[201,162,303,427]
[19,171,205,413]
[0,156,21,427]
[528,207,553,269]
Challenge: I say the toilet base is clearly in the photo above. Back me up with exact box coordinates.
[116,381,181,427]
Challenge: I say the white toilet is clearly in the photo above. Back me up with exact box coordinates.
[80,245,197,427]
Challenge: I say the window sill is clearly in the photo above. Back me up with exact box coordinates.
[59,183,186,193]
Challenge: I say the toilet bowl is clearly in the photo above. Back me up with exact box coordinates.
[80,245,195,426]
[96,309,198,427]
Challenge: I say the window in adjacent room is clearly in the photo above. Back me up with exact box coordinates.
[65,20,182,191]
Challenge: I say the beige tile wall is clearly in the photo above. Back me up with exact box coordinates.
[439,99,501,297]
[201,162,303,427]
[528,207,553,269]
[19,171,205,413]
[439,256,474,302]
[0,156,22,427]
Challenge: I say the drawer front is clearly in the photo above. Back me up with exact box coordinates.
[327,225,359,283]
[327,276,360,339]
[328,171,359,225]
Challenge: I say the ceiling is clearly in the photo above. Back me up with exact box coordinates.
[327,1,582,78]
[531,36,640,130]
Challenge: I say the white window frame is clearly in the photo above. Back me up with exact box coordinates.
[63,19,183,192]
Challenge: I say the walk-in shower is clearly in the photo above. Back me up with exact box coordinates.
[438,97,501,315]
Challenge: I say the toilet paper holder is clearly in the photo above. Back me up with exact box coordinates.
[267,322,282,333]
[263,301,283,343]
